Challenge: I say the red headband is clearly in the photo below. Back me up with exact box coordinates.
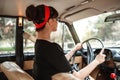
[35,5,50,29]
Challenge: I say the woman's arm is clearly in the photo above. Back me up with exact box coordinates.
[73,48,105,80]
[65,43,82,60]
[23,31,37,42]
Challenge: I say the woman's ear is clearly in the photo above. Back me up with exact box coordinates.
[47,19,53,26]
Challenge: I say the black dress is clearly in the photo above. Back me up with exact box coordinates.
[33,39,72,80]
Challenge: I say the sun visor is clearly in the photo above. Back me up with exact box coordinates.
[64,8,102,22]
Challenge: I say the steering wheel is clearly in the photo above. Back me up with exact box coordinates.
[71,38,104,71]
[81,38,104,64]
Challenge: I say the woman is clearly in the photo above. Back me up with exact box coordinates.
[26,4,105,80]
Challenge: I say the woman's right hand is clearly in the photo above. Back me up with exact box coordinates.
[74,43,83,51]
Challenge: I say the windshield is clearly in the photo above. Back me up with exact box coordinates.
[73,10,120,48]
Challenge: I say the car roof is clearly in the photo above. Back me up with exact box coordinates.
[0,0,120,22]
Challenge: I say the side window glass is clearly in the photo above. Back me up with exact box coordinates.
[23,19,35,53]
[23,21,75,53]
[0,17,16,54]
[51,22,75,50]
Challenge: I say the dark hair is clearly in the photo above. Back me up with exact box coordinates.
[26,4,59,31]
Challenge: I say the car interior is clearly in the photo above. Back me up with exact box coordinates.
[0,0,120,80]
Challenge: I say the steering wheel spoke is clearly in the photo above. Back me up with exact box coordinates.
[86,42,94,64]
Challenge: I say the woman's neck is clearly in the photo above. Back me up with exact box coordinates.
[37,30,51,42]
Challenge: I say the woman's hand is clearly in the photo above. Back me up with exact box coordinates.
[65,43,82,61]
[94,48,106,64]
[74,43,83,51]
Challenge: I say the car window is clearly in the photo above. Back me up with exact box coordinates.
[51,22,75,50]
[23,19,35,53]
[23,21,75,53]
[73,10,120,48]
[0,17,16,54]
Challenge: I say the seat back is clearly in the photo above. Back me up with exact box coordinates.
[0,61,34,80]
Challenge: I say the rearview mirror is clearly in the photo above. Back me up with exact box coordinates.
[105,13,120,22]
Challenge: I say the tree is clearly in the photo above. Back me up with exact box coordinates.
[93,14,113,41]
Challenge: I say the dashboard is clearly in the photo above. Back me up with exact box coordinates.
[66,47,120,71]
[93,48,120,69]
[94,48,120,62]
[75,47,120,70]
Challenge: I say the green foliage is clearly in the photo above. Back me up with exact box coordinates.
[0,47,14,51]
